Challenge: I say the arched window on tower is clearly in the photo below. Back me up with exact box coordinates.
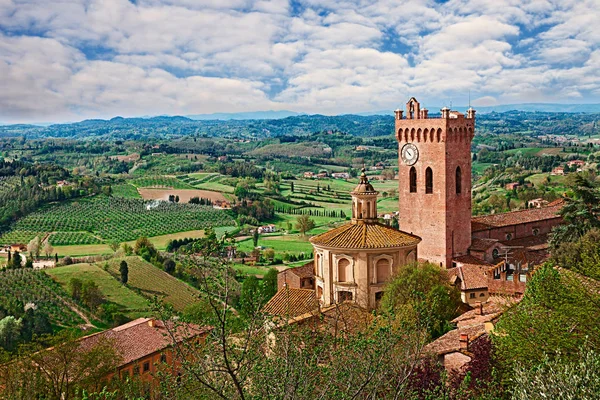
[456,166,462,194]
[425,167,433,194]
[409,167,417,193]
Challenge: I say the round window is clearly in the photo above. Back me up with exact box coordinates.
[533,228,540,236]
[505,233,513,241]
[492,249,499,258]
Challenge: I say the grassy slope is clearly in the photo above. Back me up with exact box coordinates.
[47,263,151,319]
[102,256,201,312]
[53,229,208,256]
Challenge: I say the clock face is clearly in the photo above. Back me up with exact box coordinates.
[401,143,419,165]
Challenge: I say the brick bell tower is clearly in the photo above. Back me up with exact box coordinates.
[395,97,475,268]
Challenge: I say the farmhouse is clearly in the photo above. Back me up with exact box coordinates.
[551,166,565,175]
[331,172,350,179]
[258,224,277,234]
[80,318,210,382]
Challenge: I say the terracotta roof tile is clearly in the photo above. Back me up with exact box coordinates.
[310,222,421,249]
[448,260,491,290]
[471,201,563,231]
[78,318,210,368]
[262,288,318,318]
[423,324,487,356]
[286,262,314,279]
[469,238,499,252]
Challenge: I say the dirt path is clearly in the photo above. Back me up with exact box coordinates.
[59,296,95,329]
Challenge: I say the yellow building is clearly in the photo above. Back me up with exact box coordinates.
[310,170,421,310]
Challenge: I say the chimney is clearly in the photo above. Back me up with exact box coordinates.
[420,108,428,119]
[441,107,450,119]
[148,319,156,328]
[477,302,483,315]
[459,333,469,351]
[467,107,476,119]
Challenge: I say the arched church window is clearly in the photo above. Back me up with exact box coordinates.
[425,167,433,194]
[409,167,417,193]
[455,166,462,194]
[376,258,390,283]
[338,258,351,283]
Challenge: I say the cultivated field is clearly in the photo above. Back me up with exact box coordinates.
[137,188,227,203]
[102,256,201,312]
[47,263,151,319]
[0,269,87,327]
[0,196,236,245]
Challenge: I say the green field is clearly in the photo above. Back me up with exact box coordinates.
[52,229,209,256]
[0,195,236,245]
[47,263,151,319]
[237,235,313,255]
[102,256,201,312]
[111,183,142,198]
[131,175,194,189]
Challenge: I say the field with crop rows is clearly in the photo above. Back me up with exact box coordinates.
[131,176,194,189]
[102,256,201,311]
[0,196,236,244]
[49,231,102,245]
[0,269,85,327]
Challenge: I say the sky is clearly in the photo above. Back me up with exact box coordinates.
[1,0,599,123]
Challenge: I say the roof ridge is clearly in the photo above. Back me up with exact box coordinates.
[472,203,562,221]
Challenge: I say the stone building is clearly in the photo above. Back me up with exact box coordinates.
[309,170,421,310]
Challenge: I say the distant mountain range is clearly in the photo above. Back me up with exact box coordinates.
[185,110,304,120]
[0,103,598,139]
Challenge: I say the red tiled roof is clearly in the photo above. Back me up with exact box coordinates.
[262,288,318,318]
[310,222,421,249]
[285,261,314,279]
[78,318,210,368]
[448,260,491,291]
[469,238,499,252]
[423,324,487,356]
[471,201,563,231]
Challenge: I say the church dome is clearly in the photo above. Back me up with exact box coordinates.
[352,169,377,194]
[310,222,421,250]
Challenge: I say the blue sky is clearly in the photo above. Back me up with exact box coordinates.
[0,0,599,123]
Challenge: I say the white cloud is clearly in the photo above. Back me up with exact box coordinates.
[0,0,598,122]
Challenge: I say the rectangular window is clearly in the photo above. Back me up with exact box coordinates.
[160,354,167,363]
[469,293,476,299]
[133,366,140,375]
[143,362,150,373]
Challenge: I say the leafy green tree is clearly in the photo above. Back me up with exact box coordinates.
[69,278,83,301]
[511,346,600,400]
[119,260,128,284]
[253,229,259,247]
[380,262,461,339]
[552,228,600,280]
[262,268,278,300]
[0,316,22,351]
[550,174,600,248]
[493,264,600,371]
[239,276,262,316]
[108,240,120,253]
[295,214,315,236]
[81,280,105,310]
[163,258,176,274]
